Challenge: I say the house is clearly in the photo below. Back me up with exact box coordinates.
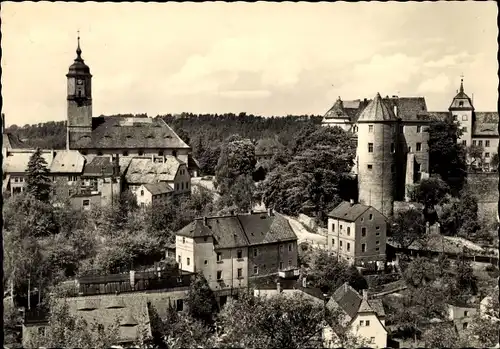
[22,267,196,348]
[135,182,173,207]
[323,283,387,348]
[70,192,101,211]
[175,210,298,301]
[125,156,191,197]
[327,201,387,265]
[253,277,325,306]
[446,301,478,331]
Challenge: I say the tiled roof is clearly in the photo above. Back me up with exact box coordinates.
[358,297,374,313]
[71,116,190,150]
[125,156,182,184]
[2,151,54,174]
[2,133,30,150]
[328,201,371,221]
[383,97,428,121]
[143,182,173,196]
[49,150,86,173]
[369,298,386,317]
[176,212,297,249]
[82,156,114,177]
[324,97,350,120]
[387,233,484,255]
[328,283,362,321]
[62,294,151,343]
[357,93,397,123]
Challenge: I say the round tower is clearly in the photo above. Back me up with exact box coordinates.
[356,93,397,217]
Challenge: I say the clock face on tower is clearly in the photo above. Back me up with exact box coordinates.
[77,79,84,85]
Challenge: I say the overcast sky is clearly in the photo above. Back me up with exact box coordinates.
[1,2,498,126]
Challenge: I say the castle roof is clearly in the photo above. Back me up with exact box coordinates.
[324,97,350,120]
[357,93,397,122]
[71,116,190,150]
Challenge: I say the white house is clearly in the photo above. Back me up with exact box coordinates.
[134,182,173,207]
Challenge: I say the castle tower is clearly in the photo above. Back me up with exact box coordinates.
[66,34,93,150]
[356,93,397,217]
[322,97,353,132]
[449,78,474,148]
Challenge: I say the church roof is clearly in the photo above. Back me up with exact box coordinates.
[70,116,190,150]
[449,79,474,110]
[357,93,397,122]
[67,36,91,76]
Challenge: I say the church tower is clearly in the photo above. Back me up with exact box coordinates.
[449,78,474,148]
[67,34,92,150]
[356,93,397,217]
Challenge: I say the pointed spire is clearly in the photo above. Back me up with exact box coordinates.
[76,30,83,61]
[460,78,464,93]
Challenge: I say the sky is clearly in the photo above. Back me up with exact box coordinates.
[1,2,498,126]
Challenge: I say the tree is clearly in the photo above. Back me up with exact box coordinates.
[215,136,257,212]
[410,177,450,208]
[454,254,478,297]
[217,293,328,349]
[428,118,467,194]
[440,190,480,238]
[389,208,426,250]
[422,324,458,348]
[25,148,52,202]
[162,307,216,349]
[467,144,484,169]
[402,257,437,288]
[175,127,190,146]
[490,152,499,169]
[26,299,120,348]
[185,273,218,327]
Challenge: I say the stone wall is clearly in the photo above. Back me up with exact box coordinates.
[466,173,498,220]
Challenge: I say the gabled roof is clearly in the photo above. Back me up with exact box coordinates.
[143,182,173,196]
[357,93,397,123]
[176,212,297,249]
[125,156,182,184]
[2,151,54,174]
[328,283,384,322]
[383,97,428,121]
[328,201,379,222]
[70,116,190,150]
[49,150,86,173]
[324,97,351,120]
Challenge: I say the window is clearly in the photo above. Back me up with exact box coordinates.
[82,199,90,209]
[368,143,374,153]
[237,268,243,278]
[408,146,412,153]
[347,243,351,252]
[478,140,483,147]
[376,226,380,230]
[464,311,469,317]
[376,231,380,236]
[279,245,284,252]
[362,244,366,252]
[181,182,184,190]
[417,125,422,133]
[368,125,374,133]
[347,227,351,236]
[340,240,343,250]
[462,140,467,146]
[473,140,477,146]
[367,164,373,170]
[390,143,395,153]
[217,252,222,262]
[376,247,380,251]
[463,322,468,330]
[486,140,490,147]
[454,115,458,121]
[204,260,208,265]
[178,255,181,263]
[369,214,373,220]
[253,248,258,257]
[459,101,464,107]
[138,150,144,156]
[416,142,422,151]
[237,250,243,259]
[217,271,222,280]
[123,150,129,156]
[376,241,380,245]
[279,262,284,270]
[360,320,364,327]
[14,177,19,183]
[340,224,343,230]
[182,237,186,244]
[370,337,375,344]
[332,238,335,246]
[462,115,468,121]
[361,227,366,237]
[204,236,208,242]
[332,225,335,232]
[158,151,164,156]
[463,127,467,132]
[485,152,490,158]
[365,320,370,326]
[176,299,183,311]
[186,257,190,266]
[140,190,144,196]
[288,243,293,252]
[254,266,259,275]
[288,259,292,267]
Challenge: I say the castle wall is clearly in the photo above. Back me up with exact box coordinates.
[357,122,395,217]
[466,172,499,220]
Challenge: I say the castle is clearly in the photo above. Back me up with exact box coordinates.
[321,82,499,217]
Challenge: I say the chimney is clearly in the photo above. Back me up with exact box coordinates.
[129,270,136,290]
[203,216,208,226]
[362,289,368,300]
[277,282,281,293]
[302,277,307,288]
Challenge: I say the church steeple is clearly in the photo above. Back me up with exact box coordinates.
[76,32,83,61]
[459,76,464,94]
[449,76,473,111]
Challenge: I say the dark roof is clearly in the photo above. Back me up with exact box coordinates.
[329,283,362,320]
[253,278,326,301]
[473,112,498,136]
[71,116,190,149]
[82,156,114,176]
[383,97,428,121]
[143,182,173,195]
[176,212,297,249]
[2,133,30,150]
[357,93,397,122]
[324,97,350,120]
[328,201,372,221]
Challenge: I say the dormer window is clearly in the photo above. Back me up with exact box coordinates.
[459,101,464,107]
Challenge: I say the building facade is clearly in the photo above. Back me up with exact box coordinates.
[327,201,387,266]
[175,211,298,294]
